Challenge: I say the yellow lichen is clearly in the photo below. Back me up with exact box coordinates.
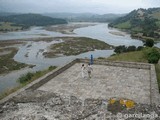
[125,100,135,108]
[109,98,116,104]
[120,99,126,105]
[108,98,135,109]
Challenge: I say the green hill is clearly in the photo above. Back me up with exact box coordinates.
[0,13,67,30]
[109,8,160,41]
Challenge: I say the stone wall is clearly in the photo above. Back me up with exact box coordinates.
[27,59,79,91]
[0,58,159,105]
[150,65,160,104]
[78,59,151,70]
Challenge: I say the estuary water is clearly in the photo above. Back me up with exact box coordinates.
[0,23,158,93]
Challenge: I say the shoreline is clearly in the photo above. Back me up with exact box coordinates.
[45,23,97,34]
[109,31,125,36]
[109,26,160,42]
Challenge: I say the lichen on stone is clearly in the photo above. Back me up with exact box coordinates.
[107,98,136,114]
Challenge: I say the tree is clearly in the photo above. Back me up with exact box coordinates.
[137,46,144,51]
[144,39,154,47]
[147,48,160,64]
[114,45,127,54]
[127,46,136,52]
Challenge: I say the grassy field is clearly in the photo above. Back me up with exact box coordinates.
[131,27,143,32]
[114,21,131,29]
[0,66,57,100]
[107,51,148,63]
[0,22,22,32]
[43,37,112,57]
[151,12,160,20]
[107,47,160,92]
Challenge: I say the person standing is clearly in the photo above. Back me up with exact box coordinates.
[81,64,85,78]
[87,63,93,78]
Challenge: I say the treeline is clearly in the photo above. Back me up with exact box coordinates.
[0,13,67,28]
[114,39,154,54]
[114,45,143,54]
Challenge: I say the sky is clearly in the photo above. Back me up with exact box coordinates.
[0,0,160,14]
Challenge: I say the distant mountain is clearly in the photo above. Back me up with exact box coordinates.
[0,13,67,27]
[109,8,160,40]
[43,13,125,22]
[0,12,19,16]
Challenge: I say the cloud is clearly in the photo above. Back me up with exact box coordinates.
[142,0,160,7]
[0,0,159,13]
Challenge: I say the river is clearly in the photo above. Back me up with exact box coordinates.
[0,23,158,93]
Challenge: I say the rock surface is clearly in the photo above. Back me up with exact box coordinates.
[0,90,160,120]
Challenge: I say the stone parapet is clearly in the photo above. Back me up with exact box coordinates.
[77,59,151,70]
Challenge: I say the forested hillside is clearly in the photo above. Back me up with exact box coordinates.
[0,13,67,31]
[109,8,160,40]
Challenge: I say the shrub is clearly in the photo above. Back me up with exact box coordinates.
[48,66,57,70]
[18,66,57,84]
[127,46,136,52]
[144,39,154,47]
[18,72,34,84]
[137,46,144,51]
[114,45,127,54]
[114,45,138,54]
[147,48,160,64]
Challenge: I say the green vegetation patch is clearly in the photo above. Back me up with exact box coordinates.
[108,47,160,63]
[151,12,160,20]
[114,21,131,29]
[43,37,112,57]
[156,21,160,28]
[108,50,147,63]
[0,22,22,32]
[0,47,27,74]
[18,66,57,84]
[0,40,25,47]
[0,14,67,32]
[131,27,143,32]
[0,66,57,100]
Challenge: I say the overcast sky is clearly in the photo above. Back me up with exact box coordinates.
[0,0,160,14]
